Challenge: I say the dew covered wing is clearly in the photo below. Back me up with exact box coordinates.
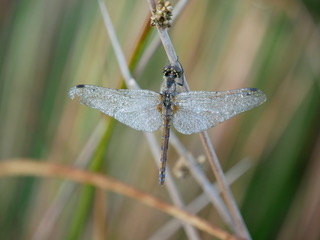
[172,88,267,134]
[69,85,163,132]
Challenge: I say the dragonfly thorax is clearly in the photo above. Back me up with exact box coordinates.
[161,91,175,110]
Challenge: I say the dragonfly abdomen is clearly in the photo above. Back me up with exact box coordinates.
[159,108,172,185]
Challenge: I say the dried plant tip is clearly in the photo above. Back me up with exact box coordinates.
[173,156,189,179]
[150,0,173,29]
[173,155,206,179]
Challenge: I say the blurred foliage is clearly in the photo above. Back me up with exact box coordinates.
[0,0,319,240]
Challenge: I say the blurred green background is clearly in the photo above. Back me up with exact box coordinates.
[0,0,319,239]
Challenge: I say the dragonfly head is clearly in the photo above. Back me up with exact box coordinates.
[162,64,183,91]
[163,64,181,79]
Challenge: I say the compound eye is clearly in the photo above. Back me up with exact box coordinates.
[163,65,182,78]
[171,70,180,78]
[172,71,179,78]
[163,68,170,76]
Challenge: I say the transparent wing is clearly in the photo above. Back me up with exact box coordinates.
[173,88,267,134]
[69,85,162,132]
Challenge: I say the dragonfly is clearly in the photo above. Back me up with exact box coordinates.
[69,64,267,185]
